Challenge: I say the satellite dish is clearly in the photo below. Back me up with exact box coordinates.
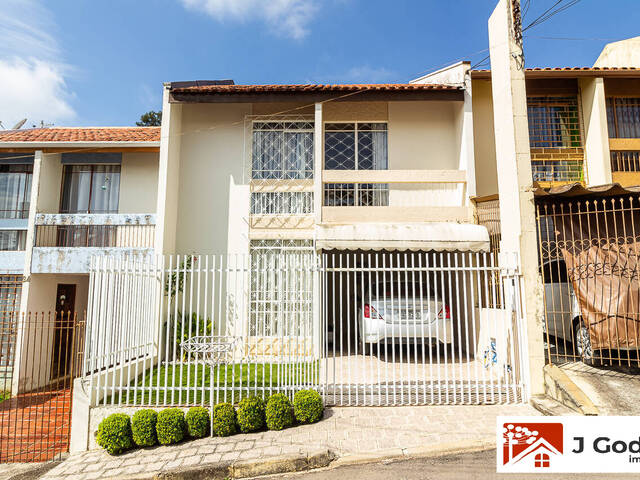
[12,119,27,130]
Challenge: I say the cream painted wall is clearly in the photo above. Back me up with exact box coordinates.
[471,80,498,197]
[387,101,462,207]
[119,152,159,213]
[175,103,251,255]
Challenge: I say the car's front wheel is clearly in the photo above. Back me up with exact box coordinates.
[574,320,593,361]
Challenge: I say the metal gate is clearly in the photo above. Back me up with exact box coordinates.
[83,252,527,410]
[320,251,528,406]
[0,312,84,463]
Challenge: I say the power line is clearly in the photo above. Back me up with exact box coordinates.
[523,0,583,32]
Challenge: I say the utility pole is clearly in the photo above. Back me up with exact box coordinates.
[488,0,545,396]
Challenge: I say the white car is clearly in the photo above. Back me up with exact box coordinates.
[541,259,592,359]
[356,281,453,346]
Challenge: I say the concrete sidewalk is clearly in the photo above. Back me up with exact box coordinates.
[39,404,538,480]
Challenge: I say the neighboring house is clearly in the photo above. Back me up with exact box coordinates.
[0,127,160,321]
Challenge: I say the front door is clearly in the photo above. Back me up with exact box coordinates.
[51,284,76,380]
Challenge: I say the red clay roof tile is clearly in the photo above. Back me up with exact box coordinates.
[0,127,160,143]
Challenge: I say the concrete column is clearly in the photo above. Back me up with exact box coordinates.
[460,71,477,204]
[488,0,545,396]
[155,84,183,255]
[580,77,612,186]
[12,150,43,394]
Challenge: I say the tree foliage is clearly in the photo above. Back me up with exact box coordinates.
[136,110,162,126]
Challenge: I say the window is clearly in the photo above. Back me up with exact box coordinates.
[0,164,32,219]
[250,192,313,215]
[324,123,388,206]
[534,453,550,468]
[527,97,582,148]
[60,165,120,214]
[607,98,640,138]
[252,121,314,180]
[249,240,313,337]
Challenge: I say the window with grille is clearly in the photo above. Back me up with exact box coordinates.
[0,164,32,252]
[0,275,21,370]
[324,123,388,206]
[610,150,640,172]
[249,239,314,337]
[607,98,640,138]
[527,96,582,148]
[250,191,313,215]
[252,122,314,180]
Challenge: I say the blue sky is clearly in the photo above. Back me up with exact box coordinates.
[1,0,639,128]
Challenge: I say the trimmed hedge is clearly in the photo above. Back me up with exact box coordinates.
[237,396,266,433]
[212,403,237,437]
[265,394,294,431]
[293,390,323,424]
[131,409,158,447]
[156,408,187,445]
[97,413,134,455]
[186,407,210,438]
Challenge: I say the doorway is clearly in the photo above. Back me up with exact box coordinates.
[51,284,76,380]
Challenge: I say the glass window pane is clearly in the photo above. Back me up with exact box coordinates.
[325,131,355,169]
[89,165,120,213]
[358,130,388,170]
[61,165,92,213]
[0,165,32,219]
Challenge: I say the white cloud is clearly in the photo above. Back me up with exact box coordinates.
[0,0,76,128]
[180,0,318,39]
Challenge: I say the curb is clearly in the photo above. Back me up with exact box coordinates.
[543,364,599,416]
[143,440,495,480]
[331,437,496,468]
[530,394,581,416]
[150,449,335,480]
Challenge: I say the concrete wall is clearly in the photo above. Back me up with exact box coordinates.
[595,36,640,68]
[119,152,159,213]
[471,80,498,197]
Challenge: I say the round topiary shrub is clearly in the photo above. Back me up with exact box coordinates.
[212,403,237,437]
[293,389,323,424]
[265,394,294,431]
[236,396,266,433]
[186,406,210,438]
[131,409,158,447]
[97,413,134,455]
[156,408,187,445]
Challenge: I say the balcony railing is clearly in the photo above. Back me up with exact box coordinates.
[34,214,155,248]
[320,169,471,223]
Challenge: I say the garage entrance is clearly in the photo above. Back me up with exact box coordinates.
[319,250,527,406]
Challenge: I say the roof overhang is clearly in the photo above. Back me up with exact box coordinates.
[0,141,160,151]
[533,182,640,200]
[315,223,490,252]
[169,85,464,104]
[471,69,640,80]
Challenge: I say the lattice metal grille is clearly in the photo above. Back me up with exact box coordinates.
[531,159,584,183]
[250,192,314,215]
[607,97,640,138]
[527,96,582,148]
[249,240,314,336]
[251,121,314,180]
[611,151,640,172]
[324,183,389,207]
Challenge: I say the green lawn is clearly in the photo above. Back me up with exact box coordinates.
[0,391,9,403]
[108,361,318,405]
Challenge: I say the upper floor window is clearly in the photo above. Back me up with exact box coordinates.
[324,123,388,170]
[324,123,388,207]
[0,164,32,219]
[60,165,120,214]
[527,96,582,148]
[252,121,314,180]
[606,98,640,138]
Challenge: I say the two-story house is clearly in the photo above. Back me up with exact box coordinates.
[0,127,160,331]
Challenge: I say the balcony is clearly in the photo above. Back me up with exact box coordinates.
[32,213,156,273]
[320,169,471,224]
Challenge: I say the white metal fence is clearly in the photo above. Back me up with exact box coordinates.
[83,251,528,407]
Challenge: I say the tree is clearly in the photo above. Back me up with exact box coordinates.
[136,111,162,126]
